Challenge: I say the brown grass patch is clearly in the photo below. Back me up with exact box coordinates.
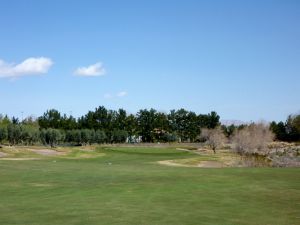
[0,152,9,157]
[30,149,66,156]
[0,158,40,161]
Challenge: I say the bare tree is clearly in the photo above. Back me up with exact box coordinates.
[200,127,226,154]
[232,123,274,156]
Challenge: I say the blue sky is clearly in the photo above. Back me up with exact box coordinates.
[0,0,299,122]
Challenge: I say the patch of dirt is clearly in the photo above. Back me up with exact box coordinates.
[0,152,8,157]
[79,149,94,152]
[29,183,53,187]
[63,153,105,159]
[158,160,225,168]
[158,160,192,167]
[78,146,97,151]
[0,158,40,160]
[196,161,224,168]
[176,147,215,155]
[30,149,66,156]
[176,148,190,151]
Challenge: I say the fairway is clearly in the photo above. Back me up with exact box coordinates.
[0,146,299,225]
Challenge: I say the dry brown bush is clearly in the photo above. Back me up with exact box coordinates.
[200,127,226,154]
[232,123,274,155]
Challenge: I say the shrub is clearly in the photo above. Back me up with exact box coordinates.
[232,123,274,156]
[111,130,128,143]
[200,127,226,153]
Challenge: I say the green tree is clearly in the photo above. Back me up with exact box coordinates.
[292,114,300,132]
[40,129,63,147]
[12,117,19,124]
[78,111,94,129]
[137,109,156,142]
[0,125,8,144]
[94,130,106,144]
[94,106,109,130]
[186,111,199,142]
[270,121,287,141]
[47,129,63,147]
[197,111,220,129]
[0,115,11,127]
[114,109,127,130]
[81,129,93,145]
[221,124,236,138]
[170,109,190,142]
[161,132,178,143]
[21,125,40,145]
[286,115,300,141]
[169,109,213,142]
[73,130,82,145]
[152,112,169,141]
[270,114,300,142]
[206,111,220,129]
[125,114,137,142]
[111,129,128,143]
[22,116,39,127]
[60,114,77,130]
[40,129,48,145]
[38,109,62,129]
[7,124,22,145]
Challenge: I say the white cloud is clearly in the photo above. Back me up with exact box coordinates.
[104,93,113,99]
[104,91,128,99]
[117,91,127,97]
[74,62,106,76]
[0,57,53,78]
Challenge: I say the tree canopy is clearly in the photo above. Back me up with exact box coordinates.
[0,107,221,145]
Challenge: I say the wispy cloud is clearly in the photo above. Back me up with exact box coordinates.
[74,62,106,76]
[104,91,128,99]
[117,91,127,97]
[104,93,113,99]
[0,57,53,78]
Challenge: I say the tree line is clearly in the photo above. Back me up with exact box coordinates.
[218,114,300,143]
[270,114,300,142]
[0,106,220,146]
[0,106,299,147]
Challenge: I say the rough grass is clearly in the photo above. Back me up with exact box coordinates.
[0,146,103,160]
[0,146,299,225]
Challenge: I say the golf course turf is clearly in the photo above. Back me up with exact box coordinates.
[0,146,299,225]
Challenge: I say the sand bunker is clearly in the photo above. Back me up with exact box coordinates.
[196,161,224,168]
[158,160,190,167]
[30,149,65,156]
[0,158,40,161]
[158,160,224,168]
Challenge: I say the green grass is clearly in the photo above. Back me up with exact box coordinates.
[0,146,299,225]
[100,146,188,155]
